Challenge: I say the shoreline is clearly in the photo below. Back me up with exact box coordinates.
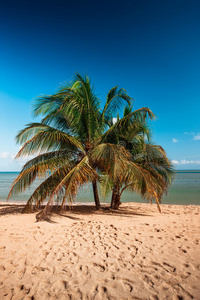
[0,200,200,207]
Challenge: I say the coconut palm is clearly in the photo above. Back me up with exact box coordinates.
[97,106,174,211]
[8,73,139,213]
[8,73,167,217]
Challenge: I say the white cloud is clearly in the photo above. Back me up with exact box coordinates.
[184,132,194,135]
[193,133,200,141]
[113,118,117,124]
[171,160,179,164]
[0,152,10,159]
[184,132,200,141]
[0,152,35,171]
[0,152,15,160]
[172,159,200,165]
[180,159,194,164]
[172,138,178,143]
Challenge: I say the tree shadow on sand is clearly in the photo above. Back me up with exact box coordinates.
[0,204,26,216]
[0,203,153,220]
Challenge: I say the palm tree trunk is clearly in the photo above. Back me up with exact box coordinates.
[110,186,121,209]
[92,179,101,209]
[110,188,116,208]
[114,193,121,209]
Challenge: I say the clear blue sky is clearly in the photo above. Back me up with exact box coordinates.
[0,0,200,171]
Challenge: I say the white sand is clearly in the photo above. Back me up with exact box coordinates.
[0,203,199,300]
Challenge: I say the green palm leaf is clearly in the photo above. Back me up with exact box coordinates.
[102,86,132,122]
[16,123,83,157]
[101,107,155,143]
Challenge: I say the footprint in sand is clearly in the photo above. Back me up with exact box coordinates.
[93,263,106,272]
[79,264,89,275]
[179,248,187,254]
[122,280,134,292]
[141,274,154,287]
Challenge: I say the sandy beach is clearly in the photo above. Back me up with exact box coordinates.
[0,203,199,300]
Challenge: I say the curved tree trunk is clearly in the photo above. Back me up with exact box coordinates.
[92,179,101,209]
[22,203,33,213]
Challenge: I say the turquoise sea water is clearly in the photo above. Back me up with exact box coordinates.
[0,171,199,205]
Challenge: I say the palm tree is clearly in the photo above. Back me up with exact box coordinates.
[97,106,174,211]
[8,73,169,217]
[8,73,135,213]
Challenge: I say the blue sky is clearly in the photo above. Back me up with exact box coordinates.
[0,0,200,171]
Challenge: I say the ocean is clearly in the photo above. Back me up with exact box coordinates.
[0,171,199,206]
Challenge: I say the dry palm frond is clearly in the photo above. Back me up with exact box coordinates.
[89,143,131,178]
[7,153,76,200]
[37,156,98,220]
[21,165,74,213]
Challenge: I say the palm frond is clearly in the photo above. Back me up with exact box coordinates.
[102,87,132,122]
[22,164,76,212]
[99,174,112,198]
[33,94,64,117]
[15,123,83,157]
[7,153,76,200]
[90,143,131,180]
[39,155,98,219]
[102,107,155,143]
[20,150,71,171]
